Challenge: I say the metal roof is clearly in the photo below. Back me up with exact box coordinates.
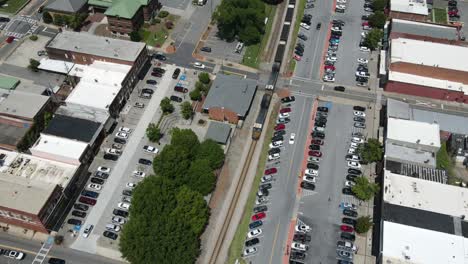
[392,19,458,40]
[205,122,232,145]
[45,0,87,13]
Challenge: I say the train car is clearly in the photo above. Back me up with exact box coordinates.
[281,24,290,41]
[275,44,286,64]
[253,93,272,140]
[285,8,294,22]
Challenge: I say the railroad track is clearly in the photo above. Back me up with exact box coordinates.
[208,140,258,264]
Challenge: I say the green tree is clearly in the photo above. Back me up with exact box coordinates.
[186,159,216,195]
[356,216,373,234]
[372,0,386,11]
[357,138,383,163]
[368,11,386,28]
[29,35,38,41]
[352,177,379,201]
[153,144,192,181]
[43,112,53,128]
[67,13,87,30]
[198,72,211,84]
[53,15,65,26]
[189,88,202,101]
[180,101,194,120]
[363,28,383,50]
[170,128,200,157]
[146,123,162,142]
[197,139,225,169]
[43,11,53,24]
[195,81,208,94]
[436,142,452,170]
[130,31,142,42]
[160,97,175,114]
[28,59,40,72]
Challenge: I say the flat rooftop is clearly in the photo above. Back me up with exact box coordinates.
[47,31,146,63]
[387,117,440,148]
[384,170,468,217]
[391,38,468,72]
[0,149,78,215]
[390,0,429,15]
[0,91,49,119]
[205,121,232,144]
[55,104,109,124]
[385,142,436,167]
[388,70,468,94]
[382,221,468,264]
[0,123,28,148]
[43,115,102,143]
[392,19,459,40]
[31,134,88,161]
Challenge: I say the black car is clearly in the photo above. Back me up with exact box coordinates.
[306,163,319,169]
[295,45,304,52]
[295,50,304,56]
[277,117,291,124]
[346,174,358,182]
[309,144,320,151]
[72,210,86,218]
[90,177,105,184]
[281,96,295,103]
[317,106,328,112]
[153,67,166,73]
[260,182,272,189]
[271,135,284,142]
[146,79,157,85]
[201,46,212,52]
[170,95,183,103]
[290,250,306,260]
[342,187,353,195]
[114,137,127,144]
[274,130,286,137]
[343,209,358,217]
[298,33,308,41]
[354,116,365,122]
[315,121,326,128]
[301,181,315,190]
[103,153,118,161]
[82,190,99,198]
[0,17,10,22]
[334,86,345,92]
[172,68,181,79]
[67,218,82,225]
[73,203,89,211]
[153,53,166,61]
[253,205,268,213]
[340,232,356,241]
[316,22,322,29]
[361,15,369,20]
[103,231,118,240]
[302,19,312,25]
[293,233,311,243]
[342,217,357,227]
[113,209,129,217]
[139,158,152,165]
[312,131,325,139]
[348,168,362,175]
[353,106,366,111]
[122,189,133,196]
[94,171,109,179]
[249,220,263,229]
[245,238,260,247]
[338,260,353,264]
[335,7,345,13]
[142,88,154,94]
[48,258,66,264]
[332,19,345,26]
[268,148,281,155]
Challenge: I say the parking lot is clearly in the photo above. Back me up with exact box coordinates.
[61,63,201,254]
[159,0,191,10]
[199,27,246,64]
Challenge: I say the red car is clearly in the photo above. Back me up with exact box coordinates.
[79,196,97,206]
[340,225,354,233]
[6,36,14,44]
[324,65,336,71]
[280,107,291,113]
[265,168,277,175]
[308,151,322,157]
[311,139,324,145]
[251,212,266,221]
[293,54,302,61]
[362,21,369,26]
[448,10,458,15]
[274,124,285,131]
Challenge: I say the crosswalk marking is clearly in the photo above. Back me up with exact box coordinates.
[301,189,317,197]
[32,236,54,264]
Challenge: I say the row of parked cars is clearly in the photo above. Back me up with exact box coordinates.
[323,20,345,83]
[289,223,313,262]
[243,96,297,257]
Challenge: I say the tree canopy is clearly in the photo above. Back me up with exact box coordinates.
[198,72,211,84]
[363,29,383,50]
[181,101,194,120]
[170,128,200,158]
[197,139,225,169]
[351,177,379,201]
[357,138,383,163]
[153,144,192,181]
[146,123,162,142]
[372,0,387,11]
[214,0,266,45]
[355,216,373,234]
[160,97,175,114]
[186,159,216,195]
[368,11,386,29]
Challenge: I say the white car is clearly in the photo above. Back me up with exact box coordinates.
[336,4,346,9]
[255,196,268,205]
[106,224,121,232]
[304,169,318,176]
[291,242,309,251]
[289,133,296,144]
[345,181,356,187]
[357,58,368,64]
[126,182,137,189]
[115,132,129,139]
[7,251,24,260]
[308,156,321,162]
[82,224,94,238]
[247,228,262,238]
[323,75,335,82]
[303,175,316,183]
[314,126,325,132]
[112,216,126,225]
[119,127,132,133]
[341,202,358,210]
[269,141,283,148]
[87,183,102,191]
[351,137,364,144]
[194,62,205,69]
[363,25,371,30]
[143,145,159,154]
[347,161,361,169]
[354,111,366,117]
[350,142,359,148]
[118,202,131,210]
[331,26,342,31]
[133,170,146,178]
[122,196,132,203]
[295,224,311,233]
[355,71,370,78]
[327,56,337,62]
[97,166,111,173]
[243,247,257,256]
[348,148,356,154]
[360,46,370,52]
[261,175,273,183]
[268,153,280,161]
[279,112,290,118]
[337,0,347,3]
[106,148,122,155]
[300,22,310,30]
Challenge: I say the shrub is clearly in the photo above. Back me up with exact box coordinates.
[165,21,174,30]
[158,11,169,18]
[43,12,53,24]
[198,72,211,84]
[355,216,373,234]
[29,35,38,41]
[129,31,141,42]
[189,88,202,101]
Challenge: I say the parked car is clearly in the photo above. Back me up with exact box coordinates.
[113,209,129,217]
[343,209,358,217]
[301,181,315,190]
[251,212,266,221]
[48,258,66,264]
[281,96,295,103]
[245,238,260,247]
[174,86,188,93]
[74,203,89,211]
[79,196,96,206]
[81,190,99,198]
[94,171,109,179]
[249,220,263,229]
[90,177,104,184]
[170,95,183,103]
[172,68,181,79]
[67,218,82,226]
[103,231,118,240]
[340,232,356,241]
[72,210,86,218]
[201,46,212,52]
[139,158,152,165]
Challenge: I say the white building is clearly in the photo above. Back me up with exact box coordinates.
[387,118,440,152]
[30,134,89,165]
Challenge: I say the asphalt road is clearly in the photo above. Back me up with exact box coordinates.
[245,96,315,264]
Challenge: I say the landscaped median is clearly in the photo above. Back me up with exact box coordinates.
[433,8,448,24]
[287,0,306,74]
[227,100,280,264]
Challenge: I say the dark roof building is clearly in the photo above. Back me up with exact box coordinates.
[205,122,232,145]
[43,115,102,143]
[45,0,88,14]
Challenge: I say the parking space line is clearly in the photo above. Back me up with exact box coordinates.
[282,218,297,264]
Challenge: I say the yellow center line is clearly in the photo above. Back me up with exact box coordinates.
[268,221,281,264]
